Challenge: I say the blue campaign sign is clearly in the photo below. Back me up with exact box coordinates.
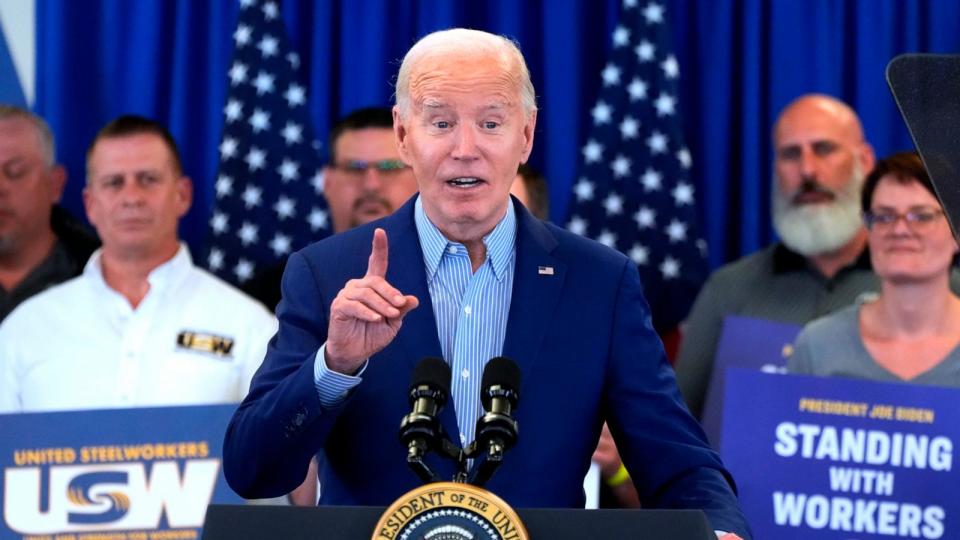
[701,316,801,448]
[1,405,244,539]
[721,368,957,539]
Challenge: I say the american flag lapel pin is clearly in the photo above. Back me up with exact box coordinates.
[538,266,554,276]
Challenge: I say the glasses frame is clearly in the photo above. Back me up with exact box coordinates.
[330,159,409,175]
[862,207,946,231]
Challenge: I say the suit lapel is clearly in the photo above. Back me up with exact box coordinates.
[502,201,566,388]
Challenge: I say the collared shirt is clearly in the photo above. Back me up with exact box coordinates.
[415,197,517,446]
[0,245,277,413]
[314,198,517,447]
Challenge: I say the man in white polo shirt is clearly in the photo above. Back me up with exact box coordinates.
[0,115,276,413]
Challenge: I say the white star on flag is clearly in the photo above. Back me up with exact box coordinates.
[582,139,604,163]
[604,193,624,215]
[641,168,662,191]
[568,216,588,236]
[574,178,596,201]
[634,206,656,228]
[592,101,613,125]
[665,219,687,242]
[620,116,640,139]
[252,71,275,95]
[277,159,299,182]
[284,84,305,107]
[653,92,676,116]
[602,63,622,86]
[229,62,248,85]
[273,196,296,219]
[646,131,668,154]
[237,221,259,245]
[249,109,270,132]
[643,2,665,24]
[210,212,229,234]
[257,35,278,57]
[225,100,243,122]
[281,122,302,144]
[613,26,631,47]
[234,25,252,46]
[672,182,694,205]
[635,40,655,62]
[269,233,292,256]
[215,175,234,197]
[241,185,263,208]
[611,155,632,178]
[627,78,648,101]
[630,244,649,265]
[307,207,328,231]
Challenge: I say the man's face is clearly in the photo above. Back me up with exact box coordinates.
[84,133,191,259]
[771,99,873,256]
[323,128,418,232]
[394,53,536,241]
[772,101,870,209]
[0,117,65,256]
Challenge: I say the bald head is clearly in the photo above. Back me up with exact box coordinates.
[773,94,865,148]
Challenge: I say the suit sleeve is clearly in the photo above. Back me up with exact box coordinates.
[223,250,353,498]
[606,260,752,539]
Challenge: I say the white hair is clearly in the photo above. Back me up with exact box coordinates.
[0,104,56,167]
[772,160,866,256]
[394,28,537,119]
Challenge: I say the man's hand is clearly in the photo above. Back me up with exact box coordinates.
[325,228,419,374]
[592,423,622,479]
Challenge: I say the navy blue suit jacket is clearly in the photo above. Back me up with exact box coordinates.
[224,197,750,537]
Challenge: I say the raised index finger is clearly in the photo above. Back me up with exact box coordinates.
[365,228,389,278]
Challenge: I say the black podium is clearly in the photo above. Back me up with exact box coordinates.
[202,504,716,539]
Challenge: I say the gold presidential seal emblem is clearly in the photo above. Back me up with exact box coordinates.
[373,482,528,540]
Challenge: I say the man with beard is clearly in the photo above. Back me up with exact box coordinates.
[244,107,419,311]
[676,94,880,419]
[0,116,276,412]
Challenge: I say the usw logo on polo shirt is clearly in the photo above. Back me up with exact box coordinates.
[177,330,235,357]
[4,457,220,534]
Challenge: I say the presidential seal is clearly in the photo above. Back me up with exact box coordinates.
[373,482,528,540]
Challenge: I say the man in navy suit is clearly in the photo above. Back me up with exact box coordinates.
[224,28,749,538]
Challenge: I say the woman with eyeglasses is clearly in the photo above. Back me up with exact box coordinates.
[788,151,960,385]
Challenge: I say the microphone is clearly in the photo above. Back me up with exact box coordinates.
[468,356,521,486]
[399,357,451,483]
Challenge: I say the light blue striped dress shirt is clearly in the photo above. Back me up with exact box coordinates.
[313,197,516,450]
[413,197,516,447]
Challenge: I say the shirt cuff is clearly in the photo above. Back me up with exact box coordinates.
[313,343,367,407]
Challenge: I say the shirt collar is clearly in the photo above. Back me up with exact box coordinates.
[84,243,194,296]
[414,196,517,283]
[772,241,873,275]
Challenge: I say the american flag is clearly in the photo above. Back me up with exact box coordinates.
[566,0,707,331]
[205,0,331,284]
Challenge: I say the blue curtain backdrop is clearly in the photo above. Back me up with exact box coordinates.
[34,0,960,269]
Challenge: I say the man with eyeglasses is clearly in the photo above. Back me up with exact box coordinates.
[322,108,419,233]
[244,108,419,311]
[676,94,884,419]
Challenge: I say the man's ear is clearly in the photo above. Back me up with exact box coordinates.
[176,176,194,217]
[49,165,67,203]
[393,106,410,161]
[519,109,537,163]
